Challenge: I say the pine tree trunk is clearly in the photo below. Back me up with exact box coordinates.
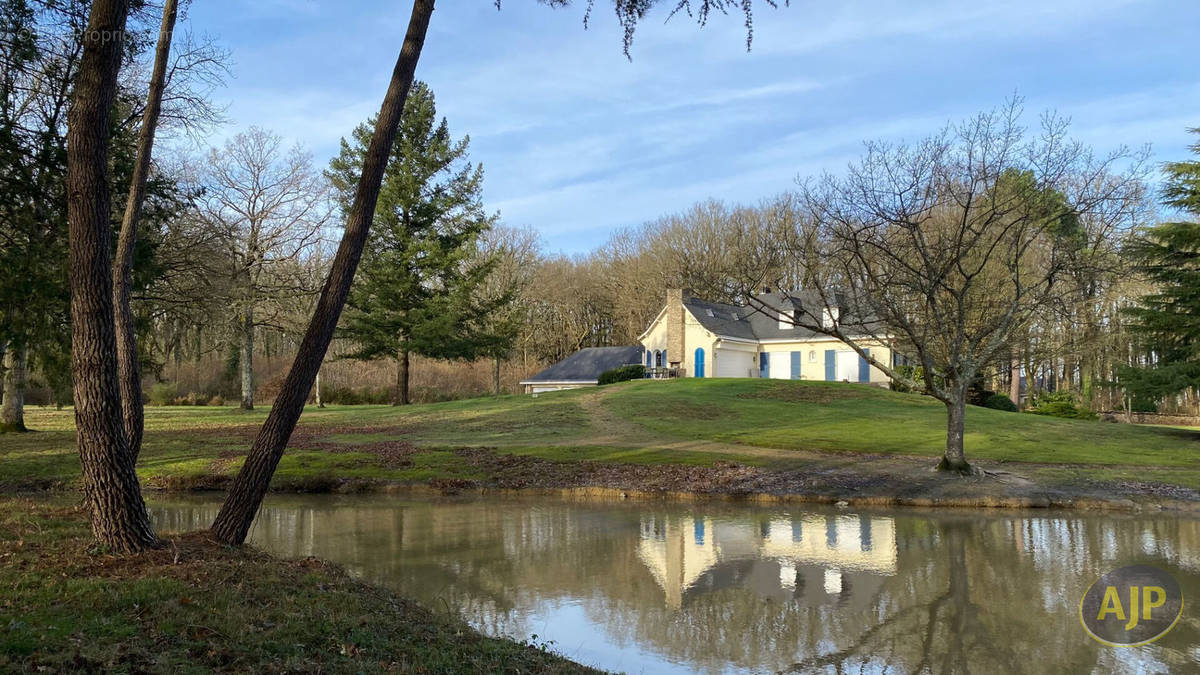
[1009,355,1021,409]
[113,0,177,462]
[315,368,324,408]
[494,355,501,396]
[67,0,158,553]
[0,339,6,408]
[936,390,972,474]
[240,306,254,410]
[210,0,434,545]
[1,344,28,432]
[395,348,410,405]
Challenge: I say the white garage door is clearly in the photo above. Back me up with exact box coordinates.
[836,350,858,382]
[714,348,753,378]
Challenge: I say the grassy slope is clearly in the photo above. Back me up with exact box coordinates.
[0,498,596,673]
[2,378,1199,490]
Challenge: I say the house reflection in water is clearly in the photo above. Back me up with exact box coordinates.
[636,513,897,609]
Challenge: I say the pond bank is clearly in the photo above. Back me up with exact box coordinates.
[9,440,1200,514]
[0,498,597,673]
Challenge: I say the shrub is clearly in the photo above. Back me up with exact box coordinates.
[890,365,935,394]
[982,393,1018,412]
[320,386,394,405]
[1030,390,1097,420]
[208,395,225,407]
[148,382,178,406]
[1130,396,1158,413]
[598,364,645,385]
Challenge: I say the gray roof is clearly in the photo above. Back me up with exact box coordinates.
[522,346,645,383]
[683,291,879,341]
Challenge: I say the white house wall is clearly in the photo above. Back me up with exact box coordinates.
[639,302,894,383]
[759,338,892,383]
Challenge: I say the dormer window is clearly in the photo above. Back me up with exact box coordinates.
[705,309,715,317]
[822,307,839,329]
[730,311,738,320]
[778,310,793,330]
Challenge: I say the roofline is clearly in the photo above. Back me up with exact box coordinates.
[713,335,758,345]
[757,334,889,344]
[636,305,669,341]
[519,379,600,385]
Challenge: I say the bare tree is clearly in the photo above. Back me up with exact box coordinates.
[752,101,1147,473]
[191,128,329,409]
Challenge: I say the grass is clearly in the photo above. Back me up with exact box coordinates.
[605,379,1200,466]
[0,498,596,673]
[2,378,1200,492]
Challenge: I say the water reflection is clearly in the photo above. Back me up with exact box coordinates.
[149,496,1199,674]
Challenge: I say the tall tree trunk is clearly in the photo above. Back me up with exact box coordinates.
[67,0,158,553]
[113,0,177,462]
[239,306,254,409]
[210,0,434,545]
[1,344,28,432]
[494,355,501,396]
[1009,355,1021,409]
[936,389,971,474]
[395,348,410,405]
[314,368,324,408]
[0,339,6,407]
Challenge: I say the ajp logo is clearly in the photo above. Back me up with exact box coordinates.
[1079,565,1183,647]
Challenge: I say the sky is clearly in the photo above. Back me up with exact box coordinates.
[179,0,1200,253]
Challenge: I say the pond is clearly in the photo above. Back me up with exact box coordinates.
[149,495,1199,673]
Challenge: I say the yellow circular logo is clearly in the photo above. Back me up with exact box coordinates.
[1079,565,1183,647]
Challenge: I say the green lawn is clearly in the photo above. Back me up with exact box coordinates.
[605,379,1200,466]
[2,378,1199,491]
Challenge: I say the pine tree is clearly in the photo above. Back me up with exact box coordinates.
[1120,129,1200,404]
[327,81,511,404]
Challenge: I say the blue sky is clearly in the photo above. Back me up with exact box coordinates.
[181,0,1200,253]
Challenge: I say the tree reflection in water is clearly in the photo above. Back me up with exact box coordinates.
[148,496,1200,674]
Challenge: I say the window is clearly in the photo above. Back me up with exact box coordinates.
[778,310,792,330]
[705,309,715,317]
[822,307,839,329]
[655,351,662,368]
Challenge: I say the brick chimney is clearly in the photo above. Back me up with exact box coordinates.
[666,288,688,366]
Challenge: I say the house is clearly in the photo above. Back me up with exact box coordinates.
[520,345,645,394]
[638,289,894,384]
[636,512,896,609]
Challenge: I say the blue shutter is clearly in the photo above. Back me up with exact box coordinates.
[790,351,802,379]
[858,348,870,383]
[759,352,769,378]
[694,347,705,378]
[645,350,651,367]
[824,350,836,381]
[663,350,667,366]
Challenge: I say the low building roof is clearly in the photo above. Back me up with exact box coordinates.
[521,346,646,384]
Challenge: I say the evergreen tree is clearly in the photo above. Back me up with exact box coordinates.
[1120,129,1200,404]
[327,81,511,405]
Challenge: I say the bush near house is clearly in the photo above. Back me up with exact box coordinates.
[982,393,1018,412]
[598,364,645,385]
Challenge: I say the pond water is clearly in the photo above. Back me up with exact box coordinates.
[149,495,1200,674]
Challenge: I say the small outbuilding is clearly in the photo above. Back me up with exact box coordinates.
[520,346,645,394]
